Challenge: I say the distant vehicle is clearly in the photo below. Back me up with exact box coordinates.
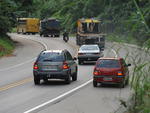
[93,58,131,88]
[17,18,40,34]
[77,44,103,64]
[33,49,78,85]
[40,18,60,37]
[76,18,105,50]
[63,31,69,42]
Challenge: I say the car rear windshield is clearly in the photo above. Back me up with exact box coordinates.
[38,52,64,62]
[80,45,99,51]
[97,59,120,68]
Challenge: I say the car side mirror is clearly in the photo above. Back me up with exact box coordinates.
[127,64,131,66]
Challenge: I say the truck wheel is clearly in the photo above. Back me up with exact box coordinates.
[40,33,42,37]
[55,35,59,37]
[76,39,78,45]
[43,34,47,37]
[119,81,125,88]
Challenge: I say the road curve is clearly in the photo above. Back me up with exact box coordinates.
[0,33,138,113]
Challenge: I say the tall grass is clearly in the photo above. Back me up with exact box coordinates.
[107,34,138,45]
[129,43,150,113]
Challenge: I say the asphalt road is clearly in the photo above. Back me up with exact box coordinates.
[0,33,145,113]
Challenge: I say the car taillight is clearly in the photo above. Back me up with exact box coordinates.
[93,71,99,75]
[117,71,123,76]
[33,63,38,70]
[93,68,100,76]
[62,62,69,69]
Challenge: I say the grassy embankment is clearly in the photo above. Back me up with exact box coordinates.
[107,34,150,113]
[0,37,14,57]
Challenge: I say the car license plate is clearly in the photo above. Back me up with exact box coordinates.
[43,65,57,70]
[103,77,112,81]
[86,53,92,55]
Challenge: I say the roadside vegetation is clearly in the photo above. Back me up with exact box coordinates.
[124,42,150,113]
[130,55,150,113]
[0,37,14,57]
[1,0,150,44]
[0,0,149,112]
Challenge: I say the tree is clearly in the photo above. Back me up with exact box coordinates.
[0,0,17,37]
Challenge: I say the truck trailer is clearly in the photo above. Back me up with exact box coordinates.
[17,18,40,34]
[40,18,60,37]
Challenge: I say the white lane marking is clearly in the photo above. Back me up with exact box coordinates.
[0,34,48,72]
[111,49,118,58]
[24,79,93,113]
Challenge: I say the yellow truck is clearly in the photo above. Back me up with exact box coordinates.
[17,18,40,34]
[76,18,105,50]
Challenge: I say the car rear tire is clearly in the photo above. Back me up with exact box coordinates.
[101,83,105,87]
[119,81,125,88]
[125,77,129,85]
[65,73,71,84]
[93,81,97,87]
[34,77,40,85]
[72,72,77,81]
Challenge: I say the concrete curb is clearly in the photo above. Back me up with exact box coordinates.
[113,93,134,113]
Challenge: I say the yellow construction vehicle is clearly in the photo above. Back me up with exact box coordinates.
[17,18,40,34]
[76,18,105,49]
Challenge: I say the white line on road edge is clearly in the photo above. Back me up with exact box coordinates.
[14,34,48,50]
[0,34,48,72]
[24,79,93,113]
[0,58,36,72]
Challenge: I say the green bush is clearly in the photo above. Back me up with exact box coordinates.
[0,37,14,57]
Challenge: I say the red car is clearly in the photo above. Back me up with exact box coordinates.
[93,58,131,88]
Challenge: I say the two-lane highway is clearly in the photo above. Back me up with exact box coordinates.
[0,33,133,113]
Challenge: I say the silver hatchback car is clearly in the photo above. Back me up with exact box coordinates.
[33,50,78,85]
[77,44,103,64]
